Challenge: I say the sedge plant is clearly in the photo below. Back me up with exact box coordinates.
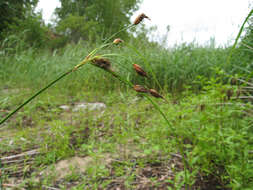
[0,14,150,125]
[0,13,191,188]
[86,42,191,189]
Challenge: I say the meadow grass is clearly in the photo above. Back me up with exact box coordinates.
[0,38,253,189]
[0,81,252,189]
[0,40,246,94]
[1,11,253,189]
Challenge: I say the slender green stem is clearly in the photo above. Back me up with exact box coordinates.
[94,43,113,53]
[103,25,135,44]
[97,64,189,187]
[101,67,174,130]
[226,8,253,65]
[178,137,189,189]
[143,94,173,129]
[105,69,133,87]
[0,23,134,125]
[0,69,73,125]
[0,159,2,189]
[0,20,135,125]
[126,44,163,91]
[99,53,122,58]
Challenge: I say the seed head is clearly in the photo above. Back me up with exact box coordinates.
[200,104,205,111]
[133,85,148,93]
[133,64,148,78]
[134,13,150,25]
[149,89,163,98]
[91,58,111,70]
[230,78,237,85]
[113,38,124,45]
[236,89,241,98]
[226,89,233,100]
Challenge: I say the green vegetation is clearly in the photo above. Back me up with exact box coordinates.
[1,35,253,188]
[55,0,141,41]
[0,0,143,50]
[0,1,253,189]
[0,0,39,37]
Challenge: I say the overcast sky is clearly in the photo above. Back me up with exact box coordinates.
[37,0,251,47]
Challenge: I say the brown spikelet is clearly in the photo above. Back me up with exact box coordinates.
[113,38,124,45]
[133,85,148,93]
[226,89,233,100]
[149,89,163,98]
[91,58,111,70]
[236,89,241,98]
[230,78,237,85]
[134,13,150,25]
[200,104,205,111]
[133,64,148,78]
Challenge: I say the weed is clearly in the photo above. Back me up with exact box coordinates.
[1,9,253,190]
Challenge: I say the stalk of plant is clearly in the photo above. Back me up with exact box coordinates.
[126,44,163,91]
[131,62,189,186]
[103,13,150,44]
[0,13,150,125]
[0,13,190,188]
[0,43,114,125]
[0,45,105,125]
[0,159,2,189]
[92,55,191,188]
[226,8,253,66]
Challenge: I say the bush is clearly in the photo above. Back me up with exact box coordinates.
[1,11,48,52]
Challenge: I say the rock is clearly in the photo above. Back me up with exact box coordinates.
[59,102,106,112]
[40,155,112,180]
[59,105,70,110]
[73,102,106,112]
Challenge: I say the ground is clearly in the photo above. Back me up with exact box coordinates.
[0,85,252,189]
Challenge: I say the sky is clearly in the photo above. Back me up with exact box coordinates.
[37,0,251,47]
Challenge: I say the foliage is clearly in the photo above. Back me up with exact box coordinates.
[0,40,249,92]
[1,0,142,50]
[227,8,253,84]
[0,78,252,188]
[4,12,49,49]
[0,0,38,39]
[55,0,142,42]
[0,0,52,51]
[56,14,99,43]
[239,12,253,61]
[1,6,253,189]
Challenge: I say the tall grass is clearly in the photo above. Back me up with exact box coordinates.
[1,10,253,189]
[1,40,248,93]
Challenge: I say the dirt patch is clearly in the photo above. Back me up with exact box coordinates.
[41,154,113,181]
[2,150,227,189]
[44,156,93,180]
[106,154,183,190]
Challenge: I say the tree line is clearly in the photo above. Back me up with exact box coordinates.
[0,1,252,52]
[0,0,141,49]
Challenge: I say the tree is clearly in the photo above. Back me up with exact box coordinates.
[0,0,38,39]
[55,0,142,42]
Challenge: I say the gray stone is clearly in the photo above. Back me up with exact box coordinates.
[73,102,106,112]
[59,105,70,110]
